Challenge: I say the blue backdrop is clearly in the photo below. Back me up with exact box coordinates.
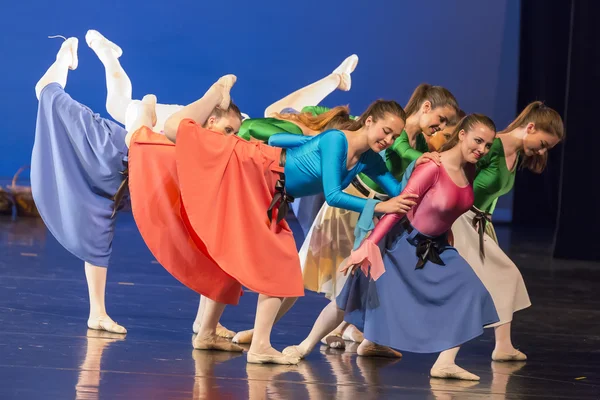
[0,0,520,219]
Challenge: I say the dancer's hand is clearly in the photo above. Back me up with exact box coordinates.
[340,262,360,276]
[416,152,441,166]
[375,193,418,214]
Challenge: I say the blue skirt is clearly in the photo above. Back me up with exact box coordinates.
[31,83,128,267]
[337,222,499,353]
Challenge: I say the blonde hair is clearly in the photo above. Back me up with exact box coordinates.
[274,106,352,131]
[340,99,406,131]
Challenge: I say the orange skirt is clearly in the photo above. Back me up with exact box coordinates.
[175,119,304,298]
[128,127,243,304]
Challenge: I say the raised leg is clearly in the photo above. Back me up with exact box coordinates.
[35,37,78,100]
[163,75,236,143]
[263,55,358,117]
[86,30,131,125]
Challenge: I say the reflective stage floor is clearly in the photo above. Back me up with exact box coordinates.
[0,213,599,399]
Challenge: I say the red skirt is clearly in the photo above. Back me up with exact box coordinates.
[175,119,304,298]
[128,127,242,304]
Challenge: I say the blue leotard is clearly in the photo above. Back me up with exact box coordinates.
[268,130,402,213]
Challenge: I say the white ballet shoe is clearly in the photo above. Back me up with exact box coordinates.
[357,341,402,358]
[213,74,237,110]
[49,36,78,70]
[332,54,358,91]
[232,328,254,344]
[430,364,480,381]
[87,316,127,334]
[282,345,307,360]
[491,349,527,362]
[320,333,345,349]
[341,324,364,343]
[192,334,244,352]
[85,29,123,58]
[247,351,300,365]
[192,322,236,339]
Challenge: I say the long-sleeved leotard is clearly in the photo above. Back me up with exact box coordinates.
[472,138,517,214]
[368,161,474,242]
[269,130,403,213]
[348,161,474,279]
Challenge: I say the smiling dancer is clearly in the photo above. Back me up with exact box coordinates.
[449,102,564,361]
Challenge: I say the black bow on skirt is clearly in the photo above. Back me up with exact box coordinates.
[267,173,294,226]
[471,207,492,260]
[415,238,445,270]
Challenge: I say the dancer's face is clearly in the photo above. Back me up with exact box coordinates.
[522,123,560,156]
[364,112,405,152]
[428,124,456,151]
[458,123,495,163]
[205,112,242,136]
[419,103,456,136]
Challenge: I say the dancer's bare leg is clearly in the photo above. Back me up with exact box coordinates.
[283,301,345,359]
[247,295,300,364]
[85,263,127,334]
[35,36,78,100]
[430,347,480,381]
[164,75,236,143]
[232,296,298,344]
[492,322,527,361]
[193,297,243,352]
[192,295,236,338]
[263,54,359,117]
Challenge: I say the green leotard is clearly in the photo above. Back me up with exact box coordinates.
[473,138,519,214]
[238,106,342,142]
[358,130,429,193]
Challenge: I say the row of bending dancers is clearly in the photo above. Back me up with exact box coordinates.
[31,31,565,380]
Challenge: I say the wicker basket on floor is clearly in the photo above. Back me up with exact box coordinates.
[7,166,40,218]
[0,186,13,216]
